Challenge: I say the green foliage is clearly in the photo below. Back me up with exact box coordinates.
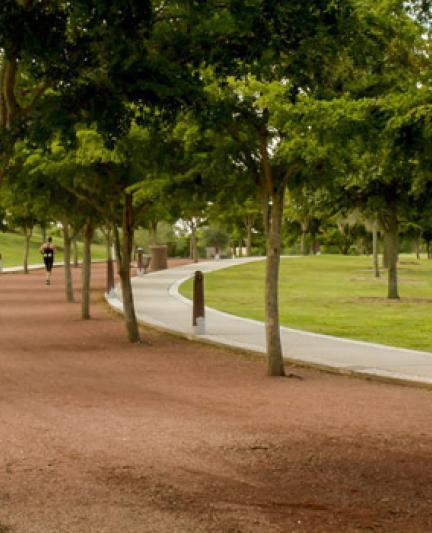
[202,226,230,253]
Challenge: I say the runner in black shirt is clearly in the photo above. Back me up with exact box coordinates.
[40,237,55,285]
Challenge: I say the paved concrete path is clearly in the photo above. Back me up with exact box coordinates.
[108,257,432,387]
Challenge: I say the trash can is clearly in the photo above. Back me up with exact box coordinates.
[149,245,168,271]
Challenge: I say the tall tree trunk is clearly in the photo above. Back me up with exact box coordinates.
[372,227,380,278]
[382,235,389,269]
[265,187,285,377]
[150,220,158,245]
[300,222,308,255]
[191,222,198,263]
[238,240,243,257]
[382,208,399,299]
[73,236,79,267]
[259,121,285,377]
[23,226,33,274]
[245,216,253,257]
[416,233,421,260]
[81,220,94,320]
[0,57,19,184]
[427,240,431,259]
[114,193,140,343]
[311,233,317,255]
[106,227,115,294]
[1,57,19,129]
[62,218,74,303]
[40,224,46,243]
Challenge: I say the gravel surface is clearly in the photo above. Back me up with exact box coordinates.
[0,262,431,532]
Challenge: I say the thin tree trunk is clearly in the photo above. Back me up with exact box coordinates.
[265,187,285,377]
[300,222,307,256]
[0,56,20,184]
[416,233,421,260]
[382,235,389,269]
[63,218,74,303]
[311,233,317,255]
[114,193,140,343]
[150,220,158,245]
[81,220,94,320]
[259,121,285,377]
[382,209,399,299]
[238,240,243,257]
[191,222,198,263]
[73,236,79,267]
[372,228,380,278]
[427,240,431,259]
[245,217,253,257]
[40,224,46,243]
[23,226,33,274]
[106,227,115,294]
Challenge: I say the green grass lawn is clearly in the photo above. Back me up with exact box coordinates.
[0,231,107,268]
[180,255,432,352]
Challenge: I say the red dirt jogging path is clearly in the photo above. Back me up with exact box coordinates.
[0,262,432,532]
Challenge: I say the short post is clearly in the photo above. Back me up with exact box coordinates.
[136,247,145,277]
[0,253,3,272]
[192,270,206,335]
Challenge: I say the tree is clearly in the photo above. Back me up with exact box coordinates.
[53,125,178,341]
[268,0,426,300]
[1,152,51,273]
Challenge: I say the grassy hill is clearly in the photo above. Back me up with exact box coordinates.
[0,230,107,268]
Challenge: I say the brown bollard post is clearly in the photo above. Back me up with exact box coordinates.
[192,271,206,335]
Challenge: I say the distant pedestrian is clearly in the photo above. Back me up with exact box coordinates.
[40,237,56,285]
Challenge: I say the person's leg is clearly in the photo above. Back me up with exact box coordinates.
[45,260,52,284]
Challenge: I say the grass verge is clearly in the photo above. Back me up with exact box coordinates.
[0,231,106,268]
[180,254,432,352]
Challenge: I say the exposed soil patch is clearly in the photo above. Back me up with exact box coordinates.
[0,261,432,532]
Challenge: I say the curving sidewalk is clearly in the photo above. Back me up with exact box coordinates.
[107,257,432,387]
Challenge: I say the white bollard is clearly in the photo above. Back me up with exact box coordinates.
[193,316,206,335]
[106,287,117,299]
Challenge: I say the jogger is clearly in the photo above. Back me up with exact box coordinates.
[40,237,55,284]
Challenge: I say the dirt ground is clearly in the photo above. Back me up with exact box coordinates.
[0,262,432,533]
